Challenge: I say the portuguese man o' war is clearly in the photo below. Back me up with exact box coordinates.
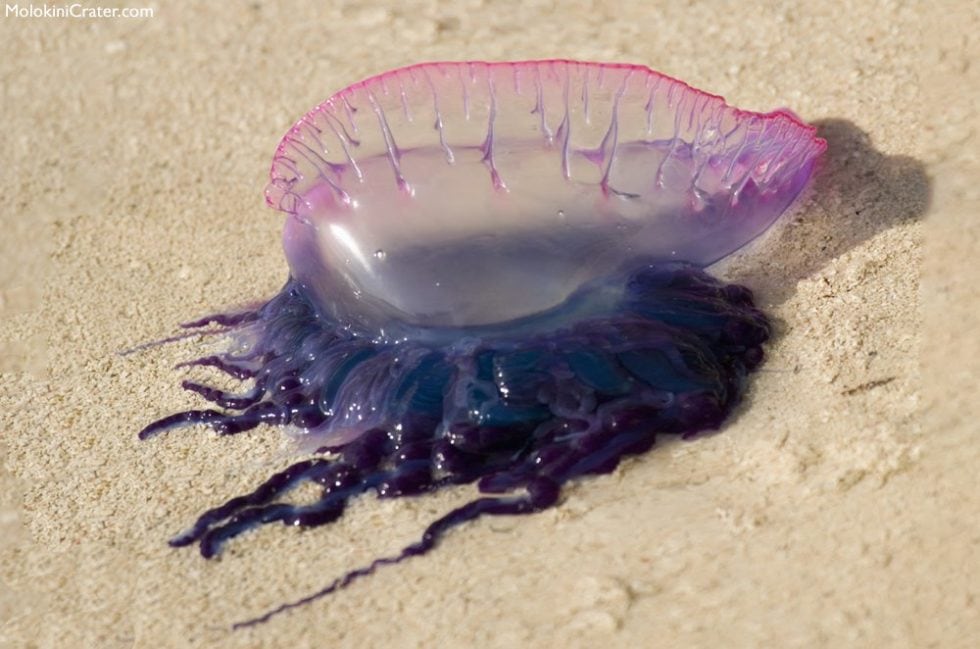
[137,60,826,627]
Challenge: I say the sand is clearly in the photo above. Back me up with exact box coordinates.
[1,1,976,647]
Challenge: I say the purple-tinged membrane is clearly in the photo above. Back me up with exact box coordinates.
[139,60,825,627]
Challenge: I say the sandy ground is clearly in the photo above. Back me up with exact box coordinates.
[1,1,976,647]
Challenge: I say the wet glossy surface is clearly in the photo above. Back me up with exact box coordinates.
[269,61,824,329]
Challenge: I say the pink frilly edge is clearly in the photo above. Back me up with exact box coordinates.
[265,59,828,211]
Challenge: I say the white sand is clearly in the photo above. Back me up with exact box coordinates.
[1,2,976,647]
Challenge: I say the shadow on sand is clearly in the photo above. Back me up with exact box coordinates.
[722,118,932,305]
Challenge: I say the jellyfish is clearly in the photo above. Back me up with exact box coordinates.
[137,60,826,627]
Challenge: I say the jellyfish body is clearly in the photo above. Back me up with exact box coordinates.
[139,61,825,627]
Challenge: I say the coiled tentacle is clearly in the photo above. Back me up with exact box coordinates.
[140,262,770,626]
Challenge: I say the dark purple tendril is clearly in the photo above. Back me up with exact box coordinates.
[139,261,770,628]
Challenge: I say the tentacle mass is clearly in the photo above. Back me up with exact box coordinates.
[141,261,770,626]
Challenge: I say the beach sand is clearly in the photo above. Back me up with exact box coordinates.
[1,1,976,647]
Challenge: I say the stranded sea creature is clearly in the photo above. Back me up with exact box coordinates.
[138,60,826,627]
